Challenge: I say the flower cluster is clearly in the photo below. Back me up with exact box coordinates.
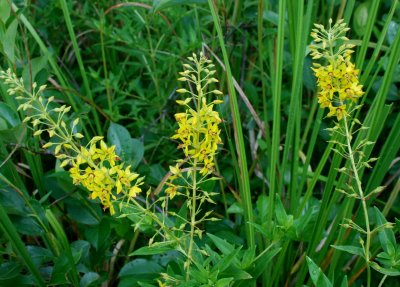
[69,138,143,215]
[166,53,223,198]
[310,19,364,120]
[0,69,143,214]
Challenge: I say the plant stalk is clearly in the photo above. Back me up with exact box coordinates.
[343,116,371,287]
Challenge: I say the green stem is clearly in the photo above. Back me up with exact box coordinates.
[343,116,371,287]
[186,159,198,281]
[186,62,203,280]
[378,275,388,287]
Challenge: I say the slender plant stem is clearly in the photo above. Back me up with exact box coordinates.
[343,116,371,287]
[378,275,388,287]
[186,159,197,281]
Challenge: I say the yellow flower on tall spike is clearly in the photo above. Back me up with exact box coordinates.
[0,69,144,215]
[166,52,223,199]
[310,19,364,121]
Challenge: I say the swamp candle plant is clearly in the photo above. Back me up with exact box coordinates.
[310,19,397,287]
[0,69,145,215]
[0,53,226,285]
[164,52,223,281]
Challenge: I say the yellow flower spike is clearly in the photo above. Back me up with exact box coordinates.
[310,20,364,121]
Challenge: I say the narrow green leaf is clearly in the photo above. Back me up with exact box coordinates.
[331,245,365,258]
[306,256,333,287]
[130,241,177,256]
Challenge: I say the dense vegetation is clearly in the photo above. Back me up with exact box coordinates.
[0,0,399,286]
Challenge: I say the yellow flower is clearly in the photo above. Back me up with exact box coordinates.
[68,141,142,214]
[310,20,364,121]
[327,104,348,121]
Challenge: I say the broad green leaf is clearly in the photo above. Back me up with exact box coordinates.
[306,256,333,287]
[118,259,163,278]
[22,57,48,85]
[107,123,143,169]
[80,272,100,287]
[12,215,43,236]
[84,220,111,250]
[331,245,365,258]
[66,201,100,225]
[26,246,53,266]
[0,262,21,280]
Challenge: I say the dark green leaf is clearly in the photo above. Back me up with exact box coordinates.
[118,259,163,278]
[80,272,100,287]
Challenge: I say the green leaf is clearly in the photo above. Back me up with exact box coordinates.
[0,103,20,127]
[26,246,53,266]
[216,277,234,287]
[107,123,143,169]
[2,19,18,62]
[0,1,11,22]
[340,276,348,287]
[371,263,400,276]
[275,196,293,229]
[174,203,187,237]
[118,259,163,280]
[374,207,396,255]
[306,257,333,287]
[22,57,48,85]
[251,246,281,278]
[331,245,365,258]
[207,233,234,255]
[84,219,110,250]
[80,272,100,287]
[66,201,100,225]
[130,241,177,256]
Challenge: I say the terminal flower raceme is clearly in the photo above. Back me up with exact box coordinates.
[165,53,223,199]
[310,19,364,120]
[0,69,143,215]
